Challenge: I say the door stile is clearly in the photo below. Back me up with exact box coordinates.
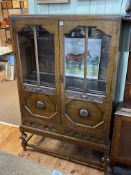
[54,20,61,123]
[59,20,65,123]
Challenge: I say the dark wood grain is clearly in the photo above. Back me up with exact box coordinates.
[111,111,131,167]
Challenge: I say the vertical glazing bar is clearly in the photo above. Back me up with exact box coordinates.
[84,27,88,93]
[33,25,40,86]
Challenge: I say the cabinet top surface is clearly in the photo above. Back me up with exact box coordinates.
[9,14,122,21]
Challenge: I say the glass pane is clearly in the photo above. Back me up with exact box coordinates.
[86,27,111,95]
[65,27,85,92]
[18,26,37,84]
[37,26,55,88]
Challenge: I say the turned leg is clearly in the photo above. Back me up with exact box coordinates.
[20,132,27,151]
[101,154,110,175]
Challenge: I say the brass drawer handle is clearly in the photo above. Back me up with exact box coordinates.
[80,109,88,118]
[36,101,45,109]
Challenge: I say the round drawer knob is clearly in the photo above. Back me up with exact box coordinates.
[80,109,88,118]
[36,101,45,109]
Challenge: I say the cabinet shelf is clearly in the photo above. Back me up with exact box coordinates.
[66,77,106,95]
[0,46,12,56]
[24,72,55,88]
[1,7,27,9]
[0,26,10,30]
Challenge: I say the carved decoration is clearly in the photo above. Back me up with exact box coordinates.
[65,90,104,104]
[24,105,57,120]
[24,120,58,133]
[23,84,56,96]
[65,128,105,144]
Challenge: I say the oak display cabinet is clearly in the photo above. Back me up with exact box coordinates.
[10,15,121,173]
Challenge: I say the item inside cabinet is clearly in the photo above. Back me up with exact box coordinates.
[64,26,110,95]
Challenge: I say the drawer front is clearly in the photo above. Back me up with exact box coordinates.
[23,92,59,122]
[22,116,105,144]
[22,117,60,133]
[62,99,105,129]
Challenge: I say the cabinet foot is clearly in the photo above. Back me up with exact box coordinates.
[101,154,110,175]
[20,132,27,151]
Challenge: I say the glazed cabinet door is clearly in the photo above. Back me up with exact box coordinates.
[59,19,119,144]
[11,18,60,123]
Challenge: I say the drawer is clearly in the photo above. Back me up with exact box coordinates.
[23,117,59,133]
[64,127,105,144]
[22,117,105,144]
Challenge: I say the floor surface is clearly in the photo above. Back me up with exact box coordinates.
[0,124,104,175]
[0,150,67,175]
